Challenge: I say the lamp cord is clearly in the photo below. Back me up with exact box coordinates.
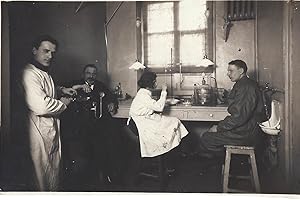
[204,8,208,58]
[105,2,124,27]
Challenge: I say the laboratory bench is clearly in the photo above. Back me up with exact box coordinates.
[112,99,229,122]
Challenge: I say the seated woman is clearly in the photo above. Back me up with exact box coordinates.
[129,71,189,158]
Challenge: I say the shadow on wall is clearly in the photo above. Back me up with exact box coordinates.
[1,74,36,190]
[247,70,257,81]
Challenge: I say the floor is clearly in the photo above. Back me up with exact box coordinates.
[123,155,224,193]
[102,154,288,194]
[0,131,290,194]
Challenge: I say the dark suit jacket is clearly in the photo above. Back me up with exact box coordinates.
[198,76,266,155]
[61,79,118,139]
[60,80,123,180]
[218,76,266,136]
[70,79,118,120]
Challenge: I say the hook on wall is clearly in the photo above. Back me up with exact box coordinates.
[223,18,233,42]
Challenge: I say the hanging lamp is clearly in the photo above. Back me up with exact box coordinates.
[129,60,146,70]
[199,55,214,67]
[104,2,146,71]
[129,12,146,70]
[198,8,214,67]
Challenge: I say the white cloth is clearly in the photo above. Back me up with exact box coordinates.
[22,64,67,191]
[129,88,189,157]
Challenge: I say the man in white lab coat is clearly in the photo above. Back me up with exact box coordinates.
[21,35,76,191]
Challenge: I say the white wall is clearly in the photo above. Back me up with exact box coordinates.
[215,1,256,90]
[106,2,139,97]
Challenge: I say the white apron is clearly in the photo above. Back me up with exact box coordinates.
[22,64,67,191]
[129,88,189,157]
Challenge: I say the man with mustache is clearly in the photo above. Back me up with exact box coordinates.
[21,35,77,191]
[61,64,121,190]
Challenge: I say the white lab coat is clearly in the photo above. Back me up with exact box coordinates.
[129,88,189,157]
[22,64,67,191]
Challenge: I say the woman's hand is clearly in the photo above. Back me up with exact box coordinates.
[161,84,167,92]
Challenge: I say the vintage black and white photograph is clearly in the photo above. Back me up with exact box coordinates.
[0,0,300,197]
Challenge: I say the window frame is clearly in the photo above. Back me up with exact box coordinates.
[139,1,214,74]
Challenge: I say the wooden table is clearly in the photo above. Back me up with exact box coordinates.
[113,100,229,122]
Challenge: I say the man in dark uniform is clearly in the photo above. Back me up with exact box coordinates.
[61,64,121,191]
[198,60,266,158]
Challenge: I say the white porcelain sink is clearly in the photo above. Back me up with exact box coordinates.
[259,100,281,135]
[259,120,280,135]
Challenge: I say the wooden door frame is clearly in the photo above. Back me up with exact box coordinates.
[283,1,292,186]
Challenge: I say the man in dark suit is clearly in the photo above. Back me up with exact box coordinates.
[72,64,118,119]
[61,64,121,191]
[198,60,266,158]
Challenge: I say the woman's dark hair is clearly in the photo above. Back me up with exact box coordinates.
[138,71,157,89]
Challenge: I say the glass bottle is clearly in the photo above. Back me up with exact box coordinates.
[193,84,198,105]
[118,82,123,98]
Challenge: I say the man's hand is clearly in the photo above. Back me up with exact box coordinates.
[61,87,77,96]
[107,102,117,114]
[208,125,218,133]
[72,84,92,93]
[60,97,73,106]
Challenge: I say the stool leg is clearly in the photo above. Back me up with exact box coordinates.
[246,156,254,191]
[249,151,261,193]
[158,155,167,190]
[221,164,224,185]
[223,149,231,193]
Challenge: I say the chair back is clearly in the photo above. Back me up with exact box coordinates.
[123,117,140,151]
[127,117,139,137]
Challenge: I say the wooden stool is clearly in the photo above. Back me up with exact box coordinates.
[222,145,260,193]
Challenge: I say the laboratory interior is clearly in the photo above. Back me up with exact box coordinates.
[1,0,300,194]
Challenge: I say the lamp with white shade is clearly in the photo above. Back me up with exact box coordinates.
[129,60,146,70]
[198,7,214,67]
